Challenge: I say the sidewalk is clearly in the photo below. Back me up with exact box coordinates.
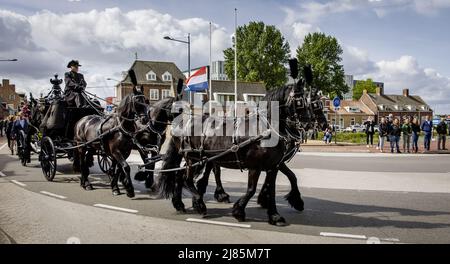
[301,139,450,154]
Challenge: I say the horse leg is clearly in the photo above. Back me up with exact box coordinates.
[196,162,212,198]
[72,149,81,173]
[110,160,121,196]
[257,163,304,211]
[171,170,186,213]
[79,147,93,190]
[134,148,150,181]
[186,166,207,215]
[118,159,134,198]
[232,169,261,222]
[279,163,304,211]
[265,169,286,226]
[213,164,230,203]
[144,150,157,190]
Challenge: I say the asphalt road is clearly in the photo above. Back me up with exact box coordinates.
[1,139,449,244]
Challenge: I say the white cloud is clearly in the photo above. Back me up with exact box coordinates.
[354,55,450,111]
[0,7,231,100]
[286,0,450,22]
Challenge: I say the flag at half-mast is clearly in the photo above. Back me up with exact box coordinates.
[185,66,209,92]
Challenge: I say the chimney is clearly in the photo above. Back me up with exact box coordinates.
[403,88,409,97]
[376,86,383,96]
[2,79,9,87]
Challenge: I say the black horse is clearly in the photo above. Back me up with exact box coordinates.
[73,70,149,197]
[133,79,184,189]
[158,68,321,225]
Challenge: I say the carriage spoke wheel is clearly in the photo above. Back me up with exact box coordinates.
[98,153,113,176]
[40,136,57,181]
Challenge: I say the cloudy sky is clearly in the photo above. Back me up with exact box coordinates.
[1,0,450,113]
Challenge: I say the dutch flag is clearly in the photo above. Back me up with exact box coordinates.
[185,66,208,92]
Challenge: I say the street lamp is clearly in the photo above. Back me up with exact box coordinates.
[164,34,191,102]
[0,59,18,62]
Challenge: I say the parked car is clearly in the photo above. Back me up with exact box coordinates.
[345,124,365,133]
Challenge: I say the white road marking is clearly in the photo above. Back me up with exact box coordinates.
[11,180,26,187]
[381,237,400,242]
[40,191,67,200]
[93,204,138,214]
[186,218,251,228]
[0,143,7,150]
[0,171,6,177]
[320,232,367,240]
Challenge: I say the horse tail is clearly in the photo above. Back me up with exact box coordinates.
[158,137,183,199]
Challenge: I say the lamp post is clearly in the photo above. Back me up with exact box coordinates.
[164,34,191,103]
[0,59,18,62]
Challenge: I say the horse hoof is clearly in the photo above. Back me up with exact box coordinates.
[268,215,287,226]
[193,200,207,215]
[257,196,269,209]
[232,207,246,222]
[285,190,304,212]
[112,190,121,196]
[214,192,231,203]
[176,208,186,214]
[126,191,135,198]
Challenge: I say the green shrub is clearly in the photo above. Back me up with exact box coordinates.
[316,132,380,144]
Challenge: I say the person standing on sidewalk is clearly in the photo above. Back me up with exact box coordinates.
[390,118,401,153]
[411,117,421,153]
[436,117,448,150]
[401,117,412,153]
[378,117,388,153]
[364,117,376,148]
[421,116,433,152]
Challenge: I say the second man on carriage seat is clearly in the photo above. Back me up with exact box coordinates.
[64,60,88,108]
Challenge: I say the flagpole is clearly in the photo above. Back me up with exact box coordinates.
[234,8,238,118]
[209,22,212,115]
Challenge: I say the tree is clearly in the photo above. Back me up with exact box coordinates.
[223,21,290,90]
[352,78,377,100]
[296,32,348,98]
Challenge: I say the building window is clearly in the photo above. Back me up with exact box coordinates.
[9,94,15,100]
[217,94,235,104]
[161,89,171,99]
[146,71,156,81]
[351,118,355,126]
[162,72,172,82]
[149,89,159,100]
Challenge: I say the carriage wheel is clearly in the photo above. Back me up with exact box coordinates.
[40,136,57,181]
[18,130,27,166]
[98,153,113,175]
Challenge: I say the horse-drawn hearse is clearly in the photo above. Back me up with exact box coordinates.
[15,59,328,226]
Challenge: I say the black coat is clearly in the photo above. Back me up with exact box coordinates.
[64,71,87,107]
[436,121,448,135]
[364,120,376,134]
[379,123,389,137]
[390,124,401,137]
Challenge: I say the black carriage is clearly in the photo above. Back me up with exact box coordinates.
[38,75,110,181]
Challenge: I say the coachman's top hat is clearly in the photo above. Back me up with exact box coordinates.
[67,60,82,68]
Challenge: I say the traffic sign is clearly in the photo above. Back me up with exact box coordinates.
[333,97,341,108]
[106,105,113,112]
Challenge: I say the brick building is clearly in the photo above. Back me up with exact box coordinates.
[0,79,22,118]
[326,87,432,128]
[115,60,186,105]
[360,87,433,123]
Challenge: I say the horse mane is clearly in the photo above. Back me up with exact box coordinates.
[116,93,134,117]
[262,85,291,103]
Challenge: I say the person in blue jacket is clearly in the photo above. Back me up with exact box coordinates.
[420,116,433,151]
